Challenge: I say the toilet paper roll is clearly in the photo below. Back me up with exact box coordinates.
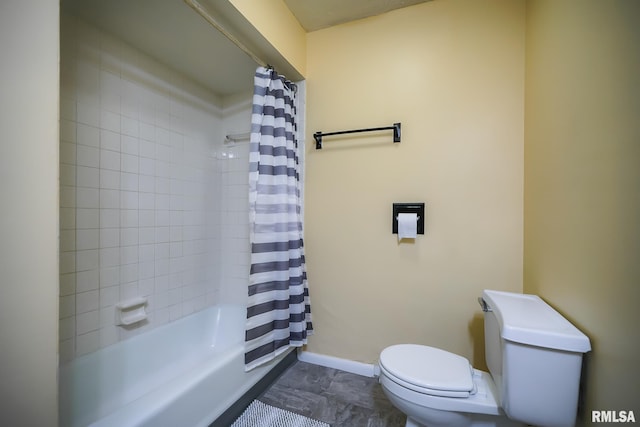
[397,213,418,241]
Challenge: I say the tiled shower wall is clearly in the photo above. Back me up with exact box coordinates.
[59,14,252,363]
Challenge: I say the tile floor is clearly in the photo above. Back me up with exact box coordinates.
[258,360,407,427]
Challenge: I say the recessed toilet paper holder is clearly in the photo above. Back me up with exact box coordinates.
[392,203,425,235]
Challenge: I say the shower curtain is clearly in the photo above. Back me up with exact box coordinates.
[245,67,313,371]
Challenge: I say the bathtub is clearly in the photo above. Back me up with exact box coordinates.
[59,305,292,427]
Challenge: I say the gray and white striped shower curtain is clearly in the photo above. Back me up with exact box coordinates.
[245,67,313,371]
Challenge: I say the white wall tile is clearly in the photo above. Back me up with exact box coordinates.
[100,286,119,308]
[100,267,120,288]
[60,119,77,143]
[60,230,76,252]
[100,209,119,228]
[99,247,120,268]
[60,164,76,187]
[155,227,170,243]
[141,292,155,312]
[77,102,100,127]
[139,175,154,193]
[121,154,139,174]
[100,189,120,209]
[60,273,76,296]
[76,290,99,314]
[140,122,155,142]
[77,145,99,168]
[139,157,155,176]
[76,187,99,209]
[77,208,99,229]
[60,295,76,319]
[101,110,121,134]
[120,245,138,266]
[170,226,182,242]
[139,244,155,262]
[59,14,244,361]
[120,264,138,284]
[100,326,119,348]
[155,210,170,227]
[77,124,99,147]
[100,129,121,151]
[76,228,99,250]
[155,259,169,277]
[122,135,139,156]
[59,338,75,364]
[76,330,100,356]
[120,191,138,210]
[156,160,170,178]
[138,193,155,210]
[119,281,138,300]
[155,243,170,260]
[100,169,120,190]
[100,228,119,248]
[101,149,121,171]
[120,172,138,191]
[77,166,99,188]
[60,316,76,340]
[60,252,76,275]
[139,262,155,280]
[121,117,139,137]
[169,303,183,321]
[76,249,99,271]
[76,310,100,335]
[76,269,99,292]
[60,96,77,121]
[120,227,138,247]
[138,227,155,245]
[60,142,77,165]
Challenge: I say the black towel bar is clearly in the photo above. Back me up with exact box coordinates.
[314,122,401,149]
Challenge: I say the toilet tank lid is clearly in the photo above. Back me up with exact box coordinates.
[483,290,591,353]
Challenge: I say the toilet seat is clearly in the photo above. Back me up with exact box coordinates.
[379,344,476,398]
[379,367,503,416]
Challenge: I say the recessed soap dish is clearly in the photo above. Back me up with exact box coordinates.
[116,297,148,326]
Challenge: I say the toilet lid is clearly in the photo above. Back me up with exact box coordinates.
[379,344,475,397]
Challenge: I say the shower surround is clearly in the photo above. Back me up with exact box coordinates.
[58,13,251,363]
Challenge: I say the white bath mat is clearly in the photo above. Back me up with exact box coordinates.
[231,400,329,427]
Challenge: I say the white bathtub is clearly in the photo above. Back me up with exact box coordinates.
[59,305,291,427]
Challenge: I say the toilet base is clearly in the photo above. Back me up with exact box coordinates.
[381,374,523,427]
[404,415,521,427]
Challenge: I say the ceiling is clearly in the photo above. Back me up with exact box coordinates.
[62,0,258,97]
[283,0,432,32]
[61,0,431,97]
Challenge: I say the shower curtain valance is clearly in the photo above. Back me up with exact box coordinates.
[245,66,313,371]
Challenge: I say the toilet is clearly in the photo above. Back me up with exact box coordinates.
[378,290,591,427]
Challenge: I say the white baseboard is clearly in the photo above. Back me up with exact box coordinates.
[297,350,378,378]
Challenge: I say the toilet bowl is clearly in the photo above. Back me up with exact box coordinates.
[379,344,518,427]
[378,290,592,427]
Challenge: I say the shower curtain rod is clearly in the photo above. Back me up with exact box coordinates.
[224,132,251,143]
[183,0,268,68]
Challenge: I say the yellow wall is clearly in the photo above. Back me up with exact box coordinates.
[524,0,640,415]
[228,0,307,76]
[0,0,59,425]
[228,0,639,416]
[304,0,525,365]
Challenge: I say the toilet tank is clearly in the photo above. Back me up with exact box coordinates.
[481,290,591,427]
